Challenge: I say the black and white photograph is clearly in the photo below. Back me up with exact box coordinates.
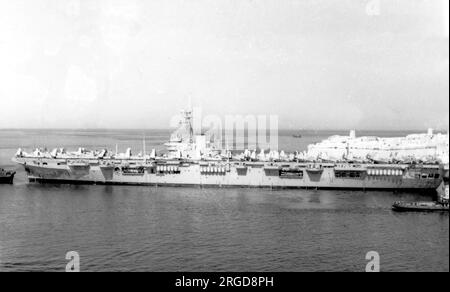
[0,0,448,277]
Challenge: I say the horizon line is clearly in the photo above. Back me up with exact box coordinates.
[0,127,448,133]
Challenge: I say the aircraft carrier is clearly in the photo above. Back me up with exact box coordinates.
[12,109,449,191]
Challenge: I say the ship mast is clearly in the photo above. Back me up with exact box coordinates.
[179,108,194,144]
[186,96,194,143]
[143,134,146,162]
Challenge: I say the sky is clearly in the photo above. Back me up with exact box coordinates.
[0,0,448,130]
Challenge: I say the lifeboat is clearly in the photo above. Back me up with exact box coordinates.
[99,162,115,170]
[264,165,280,170]
[367,167,405,176]
[306,166,323,174]
[67,161,90,173]
[235,165,248,170]
[68,161,90,167]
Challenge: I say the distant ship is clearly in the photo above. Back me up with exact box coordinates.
[11,109,449,192]
[292,134,302,138]
[0,168,15,184]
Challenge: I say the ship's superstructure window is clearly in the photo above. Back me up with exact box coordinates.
[122,166,145,175]
[413,170,440,179]
[280,168,303,178]
[421,172,440,179]
[335,170,362,178]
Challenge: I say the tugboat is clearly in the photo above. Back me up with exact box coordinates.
[0,168,16,184]
[393,165,449,212]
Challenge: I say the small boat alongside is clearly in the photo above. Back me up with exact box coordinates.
[392,201,449,212]
[0,168,16,184]
[392,164,449,212]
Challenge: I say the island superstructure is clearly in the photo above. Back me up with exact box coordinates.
[12,109,449,191]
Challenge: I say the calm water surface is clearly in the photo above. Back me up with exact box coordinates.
[0,130,448,272]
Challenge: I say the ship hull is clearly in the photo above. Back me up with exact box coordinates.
[26,177,439,193]
[16,159,443,192]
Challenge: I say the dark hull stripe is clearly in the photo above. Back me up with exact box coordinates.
[28,178,438,194]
